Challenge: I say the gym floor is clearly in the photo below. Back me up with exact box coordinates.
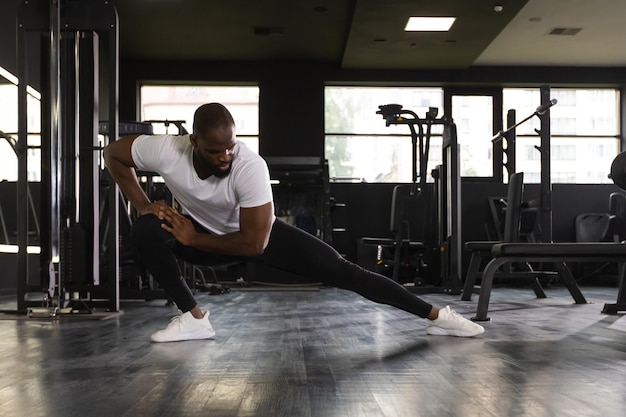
[0,284,625,417]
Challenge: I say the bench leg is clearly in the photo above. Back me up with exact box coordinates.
[461,252,482,301]
[473,257,509,321]
[554,262,587,304]
[517,262,547,298]
[603,262,626,314]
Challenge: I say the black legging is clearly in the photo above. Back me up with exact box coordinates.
[130,215,433,318]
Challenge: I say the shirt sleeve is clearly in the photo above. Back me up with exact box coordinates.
[131,134,172,172]
[234,156,273,208]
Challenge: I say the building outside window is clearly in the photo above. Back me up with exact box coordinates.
[0,82,619,185]
[324,86,444,183]
[324,86,620,184]
[0,67,41,182]
[140,85,260,153]
[503,87,619,184]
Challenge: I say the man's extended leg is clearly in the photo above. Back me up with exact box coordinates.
[256,220,434,316]
[256,220,484,337]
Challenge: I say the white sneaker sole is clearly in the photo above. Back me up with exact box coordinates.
[427,326,484,337]
[151,329,216,343]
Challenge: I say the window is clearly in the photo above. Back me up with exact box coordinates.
[503,88,620,184]
[0,68,41,182]
[324,86,444,182]
[140,85,260,153]
[450,94,495,177]
[552,145,576,160]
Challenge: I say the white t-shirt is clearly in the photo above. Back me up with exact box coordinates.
[131,134,274,235]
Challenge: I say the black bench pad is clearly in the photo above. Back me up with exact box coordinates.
[465,241,501,252]
[491,242,626,257]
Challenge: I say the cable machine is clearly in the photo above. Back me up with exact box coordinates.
[376,104,462,293]
[16,0,119,315]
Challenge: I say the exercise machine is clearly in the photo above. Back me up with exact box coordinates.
[492,85,557,242]
[16,0,120,315]
[375,104,462,293]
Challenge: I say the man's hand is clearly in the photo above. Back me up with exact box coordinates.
[158,205,198,246]
[137,200,169,217]
[151,202,274,256]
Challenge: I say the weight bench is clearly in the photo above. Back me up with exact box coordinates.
[463,172,560,307]
[473,242,626,321]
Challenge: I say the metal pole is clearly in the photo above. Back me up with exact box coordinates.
[108,9,120,311]
[49,0,62,307]
[539,85,553,242]
[16,7,29,313]
[504,109,516,179]
[78,32,101,287]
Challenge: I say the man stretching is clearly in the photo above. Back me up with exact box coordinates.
[103,103,484,342]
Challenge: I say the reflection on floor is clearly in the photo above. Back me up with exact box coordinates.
[0,285,625,417]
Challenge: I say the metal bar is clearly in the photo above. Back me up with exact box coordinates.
[492,91,504,183]
[49,0,62,308]
[107,8,120,311]
[602,264,626,314]
[504,109,516,179]
[59,31,79,289]
[448,126,462,294]
[78,31,100,286]
[16,17,29,312]
[539,85,553,242]
[440,122,462,294]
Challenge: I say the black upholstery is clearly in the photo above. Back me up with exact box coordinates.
[575,213,612,242]
[493,242,626,257]
[574,192,626,243]
[502,172,524,243]
[360,185,425,283]
[609,192,626,242]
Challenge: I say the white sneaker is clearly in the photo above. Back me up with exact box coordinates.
[150,310,216,342]
[427,306,485,337]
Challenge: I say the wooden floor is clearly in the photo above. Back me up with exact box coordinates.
[0,284,625,417]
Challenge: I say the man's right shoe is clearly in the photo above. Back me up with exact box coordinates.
[427,306,485,337]
[150,310,216,343]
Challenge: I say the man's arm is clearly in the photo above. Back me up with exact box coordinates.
[158,202,274,256]
[103,135,158,216]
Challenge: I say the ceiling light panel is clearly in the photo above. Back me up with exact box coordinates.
[404,17,456,32]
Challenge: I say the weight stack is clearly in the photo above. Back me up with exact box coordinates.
[60,226,86,285]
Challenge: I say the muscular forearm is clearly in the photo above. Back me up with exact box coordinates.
[103,135,152,213]
[106,160,152,212]
[158,204,273,257]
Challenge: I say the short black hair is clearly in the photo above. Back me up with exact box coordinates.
[192,103,235,136]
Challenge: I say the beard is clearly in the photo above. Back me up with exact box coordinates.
[210,162,233,178]
[192,149,235,179]
[206,152,235,178]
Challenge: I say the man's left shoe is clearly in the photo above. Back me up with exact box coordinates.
[427,306,485,337]
[150,310,216,342]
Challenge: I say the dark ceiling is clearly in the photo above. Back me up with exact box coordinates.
[110,0,626,70]
[2,0,626,80]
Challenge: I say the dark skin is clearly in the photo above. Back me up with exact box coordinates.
[103,124,274,318]
[103,124,440,321]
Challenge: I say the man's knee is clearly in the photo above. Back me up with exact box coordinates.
[130,214,171,247]
[323,257,363,288]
